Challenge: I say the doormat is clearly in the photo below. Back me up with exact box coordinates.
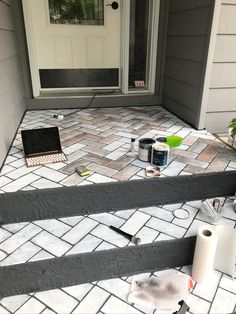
[0,236,196,298]
[0,171,235,224]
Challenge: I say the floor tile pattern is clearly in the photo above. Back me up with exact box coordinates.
[0,106,235,313]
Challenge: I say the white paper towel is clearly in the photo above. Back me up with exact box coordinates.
[192,225,236,284]
[192,225,218,284]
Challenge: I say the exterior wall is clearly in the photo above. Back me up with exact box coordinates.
[204,0,236,133]
[162,0,214,128]
[0,0,26,167]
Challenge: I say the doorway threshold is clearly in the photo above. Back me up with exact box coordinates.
[39,89,123,99]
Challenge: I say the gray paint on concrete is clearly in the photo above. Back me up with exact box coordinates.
[162,0,214,128]
[0,0,27,167]
[0,171,235,224]
[0,236,196,298]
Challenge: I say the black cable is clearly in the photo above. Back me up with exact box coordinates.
[53,89,116,120]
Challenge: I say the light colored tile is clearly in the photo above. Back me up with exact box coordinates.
[220,274,236,294]
[63,143,86,154]
[114,209,136,219]
[0,305,10,313]
[32,231,71,257]
[33,167,67,183]
[228,161,236,168]
[185,293,211,314]
[7,165,39,180]
[63,283,93,301]
[137,226,159,244]
[61,173,85,187]
[89,213,125,228]
[0,250,7,262]
[102,296,142,314]
[59,216,83,227]
[15,297,46,314]
[0,224,41,254]
[194,270,221,302]
[29,249,54,262]
[98,278,130,301]
[103,141,124,151]
[72,286,109,314]
[0,241,40,266]
[34,219,71,237]
[106,148,129,160]
[35,289,78,314]
[62,218,98,245]
[0,165,15,175]
[67,151,88,163]
[32,178,62,189]
[3,222,28,233]
[0,228,11,243]
[157,233,174,241]
[66,234,102,255]
[184,219,207,237]
[162,203,183,212]
[95,241,116,251]
[146,217,186,238]
[2,173,40,192]
[0,295,30,313]
[116,131,138,139]
[87,173,117,183]
[140,206,173,222]
[162,161,186,176]
[121,211,150,235]
[209,288,236,314]
[0,176,12,188]
[41,308,55,314]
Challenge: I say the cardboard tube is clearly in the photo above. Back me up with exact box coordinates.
[192,225,218,284]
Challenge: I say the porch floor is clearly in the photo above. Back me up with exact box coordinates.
[0,106,235,314]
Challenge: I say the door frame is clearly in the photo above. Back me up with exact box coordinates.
[23,0,160,97]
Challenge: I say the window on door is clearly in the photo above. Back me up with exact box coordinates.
[48,0,104,25]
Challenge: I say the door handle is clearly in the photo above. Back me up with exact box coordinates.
[106,1,119,10]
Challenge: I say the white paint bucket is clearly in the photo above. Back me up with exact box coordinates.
[151,143,169,167]
[138,138,156,162]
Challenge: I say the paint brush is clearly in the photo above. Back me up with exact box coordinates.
[109,225,141,245]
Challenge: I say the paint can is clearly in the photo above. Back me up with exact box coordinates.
[151,143,169,167]
[138,138,156,162]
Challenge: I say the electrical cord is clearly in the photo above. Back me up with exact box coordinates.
[53,89,116,120]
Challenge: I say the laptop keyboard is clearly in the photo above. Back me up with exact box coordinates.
[26,153,67,167]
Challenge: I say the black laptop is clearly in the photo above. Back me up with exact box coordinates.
[21,127,67,167]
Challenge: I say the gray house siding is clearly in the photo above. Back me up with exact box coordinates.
[205,0,236,132]
[0,0,26,167]
[162,0,214,128]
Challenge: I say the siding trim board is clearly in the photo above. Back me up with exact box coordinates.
[202,0,236,132]
[162,0,214,129]
[0,0,27,167]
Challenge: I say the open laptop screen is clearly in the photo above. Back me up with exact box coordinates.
[21,127,62,156]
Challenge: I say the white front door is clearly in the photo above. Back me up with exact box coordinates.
[23,0,121,92]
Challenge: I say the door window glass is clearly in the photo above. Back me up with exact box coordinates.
[49,0,104,25]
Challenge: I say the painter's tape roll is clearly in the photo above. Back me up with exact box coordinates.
[192,225,217,284]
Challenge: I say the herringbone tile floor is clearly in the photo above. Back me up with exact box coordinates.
[0,106,235,314]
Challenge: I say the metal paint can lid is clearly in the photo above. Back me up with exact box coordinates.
[139,138,156,149]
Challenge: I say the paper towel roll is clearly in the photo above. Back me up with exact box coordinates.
[192,225,218,284]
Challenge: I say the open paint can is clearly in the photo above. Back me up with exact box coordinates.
[151,143,169,167]
[138,138,156,162]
